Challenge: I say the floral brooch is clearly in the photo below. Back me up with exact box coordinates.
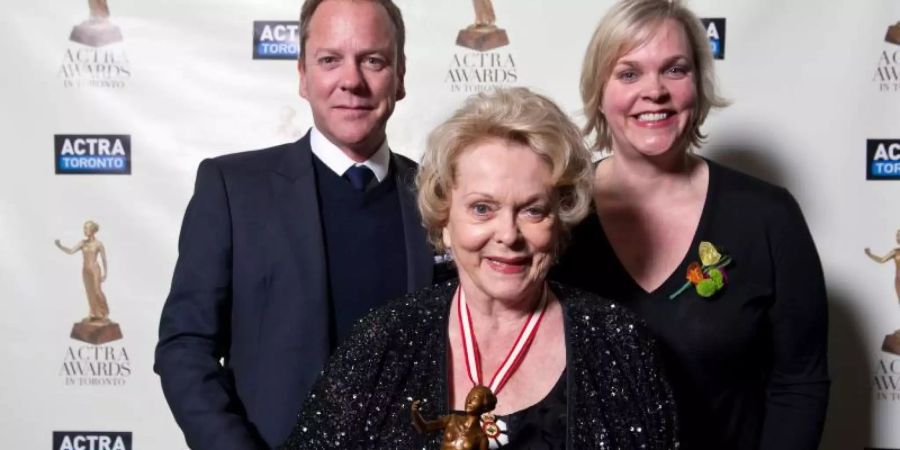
[669,241,732,300]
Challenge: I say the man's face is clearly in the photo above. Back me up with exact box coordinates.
[299,0,405,160]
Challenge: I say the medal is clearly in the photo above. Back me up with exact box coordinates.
[457,284,548,448]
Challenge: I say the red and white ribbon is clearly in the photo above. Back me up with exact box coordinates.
[457,284,549,394]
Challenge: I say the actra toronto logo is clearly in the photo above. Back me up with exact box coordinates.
[446,0,518,94]
[59,1,131,88]
[253,21,300,60]
[700,18,725,60]
[52,431,132,450]
[866,139,900,180]
[55,135,131,175]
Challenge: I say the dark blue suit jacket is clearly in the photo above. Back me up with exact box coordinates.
[154,134,434,449]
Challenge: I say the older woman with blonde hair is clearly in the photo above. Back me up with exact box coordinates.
[283,87,678,449]
[555,0,829,449]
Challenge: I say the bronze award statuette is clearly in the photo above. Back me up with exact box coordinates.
[55,220,123,345]
[884,331,900,355]
[412,385,497,450]
[887,22,900,46]
[456,0,509,51]
[69,0,123,47]
[864,229,900,356]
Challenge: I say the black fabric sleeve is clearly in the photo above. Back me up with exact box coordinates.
[621,317,680,450]
[279,308,395,449]
[567,294,680,450]
[759,188,830,450]
[154,159,267,450]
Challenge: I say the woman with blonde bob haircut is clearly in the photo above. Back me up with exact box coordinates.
[285,87,678,449]
[557,1,830,449]
[418,87,592,253]
[580,0,727,153]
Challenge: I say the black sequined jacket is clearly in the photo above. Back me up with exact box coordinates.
[281,281,678,449]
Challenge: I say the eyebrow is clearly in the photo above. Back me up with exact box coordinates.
[462,192,551,203]
[313,45,394,56]
[615,54,691,67]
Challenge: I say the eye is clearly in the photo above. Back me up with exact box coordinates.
[318,55,339,68]
[470,202,493,218]
[665,64,690,79]
[616,69,639,83]
[363,56,387,70]
[521,205,549,221]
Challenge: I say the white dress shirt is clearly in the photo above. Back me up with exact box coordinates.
[309,127,390,184]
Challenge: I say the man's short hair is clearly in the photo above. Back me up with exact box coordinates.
[298,0,406,71]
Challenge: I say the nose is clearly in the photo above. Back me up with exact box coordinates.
[494,211,521,246]
[339,61,365,92]
[641,74,670,102]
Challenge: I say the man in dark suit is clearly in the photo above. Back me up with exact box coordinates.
[154,1,435,448]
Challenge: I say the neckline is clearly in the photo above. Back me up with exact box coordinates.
[442,282,570,417]
[447,368,567,418]
[594,157,718,297]
[495,367,567,419]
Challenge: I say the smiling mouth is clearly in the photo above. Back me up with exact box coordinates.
[635,111,674,122]
[335,105,375,110]
[486,256,530,274]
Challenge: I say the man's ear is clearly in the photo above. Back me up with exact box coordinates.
[298,59,309,100]
[396,63,406,101]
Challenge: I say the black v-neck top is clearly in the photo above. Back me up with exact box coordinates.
[554,159,829,450]
[473,369,567,449]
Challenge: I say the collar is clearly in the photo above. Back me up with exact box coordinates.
[309,127,390,182]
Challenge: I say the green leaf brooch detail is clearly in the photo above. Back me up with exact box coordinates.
[669,241,732,300]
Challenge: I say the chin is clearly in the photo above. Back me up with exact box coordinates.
[629,135,683,156]
[479,277,541,302]
[332,127,378,147]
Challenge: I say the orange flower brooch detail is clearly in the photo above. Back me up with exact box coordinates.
[669,241,732,300]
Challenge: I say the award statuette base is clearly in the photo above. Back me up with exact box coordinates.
[71,320,123,345]
[456,27,509,52]
[887,23,900,45]
[69,20,123,48]
[883,330,900,356]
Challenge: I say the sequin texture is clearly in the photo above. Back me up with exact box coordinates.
[280,281,679,449]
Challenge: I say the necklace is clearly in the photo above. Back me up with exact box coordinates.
[457,284,549,448]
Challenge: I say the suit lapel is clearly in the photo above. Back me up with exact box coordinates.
[393,153,434,291]
[271,134,329,354]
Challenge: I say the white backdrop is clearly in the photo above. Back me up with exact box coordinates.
[1,0,899,448]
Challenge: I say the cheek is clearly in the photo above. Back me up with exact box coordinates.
[524,222,557,254]
[672,81,698,109]
[451,224,493,253]
[443,211,492,258]
[600,85,634,116]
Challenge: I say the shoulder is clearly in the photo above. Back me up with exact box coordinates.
[706,158,806,227]
[707,158,793,205]
[391,151,419,186]
[391,151,418,170]
[554,283,653,346]
[349,281,455,337]
[202,139,306,175]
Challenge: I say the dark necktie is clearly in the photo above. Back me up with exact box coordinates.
[344,165,375,191]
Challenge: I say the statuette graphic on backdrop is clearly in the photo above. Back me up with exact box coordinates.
[874,21,900,92]
[457,0,509,51]
[70,0,123,47]
[887,21,900,45]
[864,229,900,355]
[55,220,123,345]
